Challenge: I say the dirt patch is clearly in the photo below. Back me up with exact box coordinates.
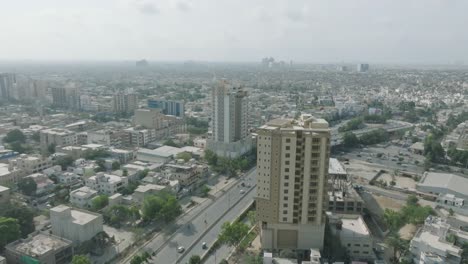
[378,174,416,189]
[399,224,417,240]
[372,194,405,211]
[345,159,380,182]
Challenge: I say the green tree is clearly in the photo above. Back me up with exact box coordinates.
[31,132,40,142]
[189,255,201,264]
[449,208,455,216]
[0,203,35,237]
[163,139,179,147]
[71,255,91,264]
[47,143,56,155]
[247,211,257,226]
[406,195,419,206]
[201,185,211,197]
[95,159,106,172]
[386,233,408,263]
[176,152,192,162]
[112,161,121,170]
[55,155,75,170]
[3,129,26,143]
[142,192,181,222]
[91,195,109,211]
[17,177,37,196]
[204,150,218,165]
[218,221,249,246]
[338,117,364,132]
[123,168,128,177]
[0,217,20,249]
[343,132,359,148]
[130,255,143,264]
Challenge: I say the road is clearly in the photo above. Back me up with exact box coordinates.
[143,169,256,264]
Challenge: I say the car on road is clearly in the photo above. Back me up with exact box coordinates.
[202,242,207,249]
[240,189,245,194]
[177,246,185,253]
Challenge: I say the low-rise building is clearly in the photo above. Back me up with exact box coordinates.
[110,148,135,164]
[85,172,128,195]
[163,163,208,186]
[25,173,55,195]
[136,146,182,163]
[70,186,98,208]
[50,205,103,243]
[0,185,10,204]
[87,129,124,147]
[133,184,170,203]
[417,172,468,201]
[329,214,375,261]
[5,232,73,264]
[0,163,20,186]
[8,154,53,176]
[410,216,462,264]
[40,128,77,153]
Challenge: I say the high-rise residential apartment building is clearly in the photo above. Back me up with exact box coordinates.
[211,79,248,143]
[148,99,185,117]
[112,93,138,113]
[255,115,331,251]
[16,77,47,102]
[207,79,251,157]
[357,63,370,72]
[0,73,16,100]
[51,85,80,109]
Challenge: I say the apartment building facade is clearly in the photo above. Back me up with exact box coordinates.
[255,116,330,250]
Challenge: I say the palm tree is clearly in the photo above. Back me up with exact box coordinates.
[386,233,408,263]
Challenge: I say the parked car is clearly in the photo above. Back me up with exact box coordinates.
[177,246,185,253]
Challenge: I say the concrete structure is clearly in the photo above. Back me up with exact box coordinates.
[50,205,104,243]
[133,184,169,203]
[123,127,155,147]
[207,79,250,158]
[5,232,73,264]
[110,148,135,164]
[357,63,369,73]
[70,186,98,208]
[0,73,16,100]
[51,86,80,110]
[163,163,208,186]
[40,128,77,152]
[0,185,10,204]
[409,142,425,155]
[112,93,138,113]
[329,214,374,261]
[255,115,330,250]
[9,154,53,175]
[410,216,462,264]
[25,173,54,195]
[136,146,183,163]
[328,158,364,214]
[0,256,5,264]
[148,99,185,117]
[87,129,124,147]
[0,163,20,186]
[85,172,128,195]
[417,172,468,201]
[133,108,186,139]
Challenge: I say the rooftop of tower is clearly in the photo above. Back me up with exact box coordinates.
[263,114,329,131]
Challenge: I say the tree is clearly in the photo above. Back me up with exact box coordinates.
[163,139,178,147]
[142,192,181,222]
[204,150,218,166]
[201,185,211,197]
[3,129,26,143]
[91,195,109,211]
[55,155,75,170]
[189,255,201,264]
[31,132,40,142]
[386,233,408,263]
[338,117,364,132]
[71,255,91,264]
[0,203,35,237]
[18,177,37,196]
[47,143,56,155]
[176,152,192,162]
[449,208,455,216]
[83,149,110,160]
[130,255,143,264]
[0,217,20,249]
[218,221,249,246]
[219,259,229,264]
[406,195,419,206]
[95,159,106,172]
[343,132,359,148]
[248,211,257,227]
[123,168,128,177]
[104,205,140,227]
[112,161,121,170]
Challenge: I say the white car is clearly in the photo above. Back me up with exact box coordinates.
[240,189,245,194]
[177,246,185,253]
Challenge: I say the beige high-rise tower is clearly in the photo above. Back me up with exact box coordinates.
[255,115,331,251]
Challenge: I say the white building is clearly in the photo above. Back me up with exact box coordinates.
[85,172,128,195]
[136,146,183,163]
[0,185,10,204]
[50,205,103,243]
[417,172,468,201]
[207,79,251,158]
[40,128,77,153]
[8,154,53,175]
[0,163,20,186]
[70,186,98,208]
[25,173,54,195]
[410,216,462,264]
[112,93,138,113]
[329,214,374,261]
[110,148,135,164]
[133,184,170,203]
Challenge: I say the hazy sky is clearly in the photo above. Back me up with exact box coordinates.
[1,0,467,63]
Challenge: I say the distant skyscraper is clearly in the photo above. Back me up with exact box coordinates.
[206,79,251,158]
[147,99,185,117]
[357,63,370,72]
[51,85,80,110]
[256,115,331,251]
[112,93,138,113]
[212,79,248,143]
[0,73,16,100]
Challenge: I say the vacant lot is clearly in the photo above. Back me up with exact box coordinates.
[378,174,417,189]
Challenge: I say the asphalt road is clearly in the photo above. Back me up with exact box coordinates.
[145,169,257,264]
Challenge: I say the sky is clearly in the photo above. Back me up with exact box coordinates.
[1,0,467,64]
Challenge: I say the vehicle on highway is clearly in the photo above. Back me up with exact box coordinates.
[202,242,207,249]
[240,189,245,194]
[177,246,185,253]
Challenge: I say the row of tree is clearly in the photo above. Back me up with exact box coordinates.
[205,149,254,177]
[342,129,390,148]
